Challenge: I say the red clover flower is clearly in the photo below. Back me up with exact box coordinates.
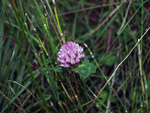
[57,41,85,68]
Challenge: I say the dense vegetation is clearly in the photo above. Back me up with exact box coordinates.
[0,0,150,113]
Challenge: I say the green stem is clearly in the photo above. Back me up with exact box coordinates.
[53,0,66,43]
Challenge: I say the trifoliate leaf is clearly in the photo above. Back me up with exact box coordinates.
[82,60,90,65]
[78,66,89,78]
[84,63,96,73]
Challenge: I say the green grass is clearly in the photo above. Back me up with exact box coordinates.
[0,0,150,113]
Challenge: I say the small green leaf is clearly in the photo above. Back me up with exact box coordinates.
[55,65,63,72]
[82,60,90,65]
[98,91,108,106]
[78,66,89,78]
[105,56,118,66]
[111,95,116,102]
[131,109,141,113]
[84,63,96,73]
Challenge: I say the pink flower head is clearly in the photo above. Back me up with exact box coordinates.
[57,41,85,68]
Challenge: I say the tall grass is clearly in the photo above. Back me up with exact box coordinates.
[0,0,150,113]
